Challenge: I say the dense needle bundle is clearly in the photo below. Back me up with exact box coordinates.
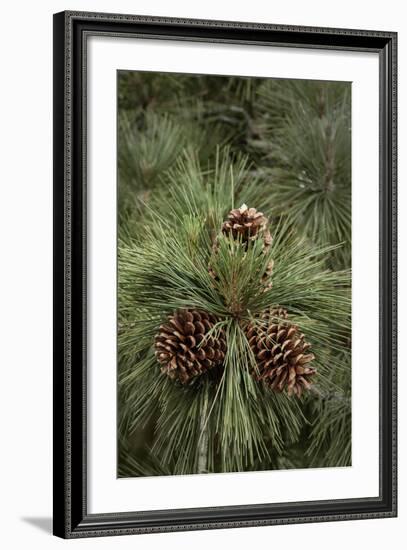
[210,204,274,290]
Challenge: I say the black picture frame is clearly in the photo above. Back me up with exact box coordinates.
[53,10,397,539]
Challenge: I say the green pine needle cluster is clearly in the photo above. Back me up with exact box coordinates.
[252,79,352,269]
[118,71,352,476]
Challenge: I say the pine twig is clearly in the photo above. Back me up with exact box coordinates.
[197,389,209,474]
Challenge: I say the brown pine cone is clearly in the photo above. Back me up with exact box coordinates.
[155,309,226,384]
[221,204,272,250]
[246,307,316,396]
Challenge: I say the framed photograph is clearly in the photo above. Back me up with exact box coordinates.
[53,10,397,538]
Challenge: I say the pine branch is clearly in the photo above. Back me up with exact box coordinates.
[118,149,350,474]
[117,73,352,475]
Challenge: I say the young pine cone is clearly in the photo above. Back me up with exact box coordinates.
[247,307,316,396]
[221,204,272,250]
[155,309,226,384]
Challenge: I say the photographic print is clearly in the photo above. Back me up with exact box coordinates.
[54,13,397,537]
[117,71,352,477]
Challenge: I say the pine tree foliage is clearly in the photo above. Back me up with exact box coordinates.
[252,79,352,269]
[117,71,352,476]
[118,150,351,474]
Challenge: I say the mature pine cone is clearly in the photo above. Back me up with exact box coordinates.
[246,307,316,396]
[155,309,226,384]
[221,204,272,250]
